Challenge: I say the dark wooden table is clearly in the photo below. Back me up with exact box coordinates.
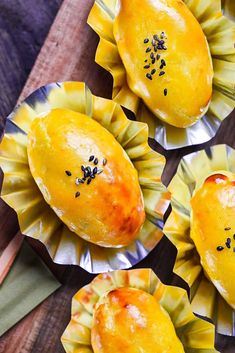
[0,1,235,352]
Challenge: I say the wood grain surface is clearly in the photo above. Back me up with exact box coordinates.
[0,0,235,352]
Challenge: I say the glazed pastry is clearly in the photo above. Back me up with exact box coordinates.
[27,108,145,248]
[113,0,213,128]
[191,173,235,308]
[91,287,185,353]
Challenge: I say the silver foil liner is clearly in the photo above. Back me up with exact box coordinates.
[88,0,235,150]
[0,81,169,273]
[164,144,235,335]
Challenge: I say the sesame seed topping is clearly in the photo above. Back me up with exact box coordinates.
[151,69,156,75]
[144,38,149,43]
[150,52,155,59]
[75,178,84,185]
[154,45,158,52]
[225,227,231,230]
[157,54,160,60]
[97,169,103,174]
[152,39,156,46]
[89,155,94,162]
[146,47,151,53]
[75,191,80,198]
[146,73,152,80]
[159,71,165,76]
[161,59,166,66]
[93,167,98,174]
[65,170,72,176]
[87,177,92,185]
[103,159,107,166]
[164,88,168,96]
[94,158,98,165]
[151,58,155,64]
[217,246,224,251]
[160,64,164,70]
[144,65,150,69]
[153,34,159,41]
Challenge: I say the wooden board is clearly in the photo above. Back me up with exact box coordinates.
[0,0,235,352]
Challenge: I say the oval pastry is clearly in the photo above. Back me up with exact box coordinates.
[27,108,145,248]
[113,0,214,128]
[91,287,185,353]
[191,173,235,308]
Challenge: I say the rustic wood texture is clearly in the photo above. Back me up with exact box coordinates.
[0,0,235,352]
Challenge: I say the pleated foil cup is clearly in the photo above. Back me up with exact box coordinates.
[164,144,235,336]
[88,0,235,149]
[0,81,169,273]
[61,268,217,353]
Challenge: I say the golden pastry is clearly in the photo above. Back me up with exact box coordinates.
[91,287,185,353]
[191,172,235,308]
[27,108,145,248]
[112,0,214,128]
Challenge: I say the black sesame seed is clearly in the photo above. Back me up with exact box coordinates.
[86,166,92,173]
[84,170,89,178]
[226,242,231,249]
[93,167,98,174]
[146,73,152,80]
[161,59,166,66]
[154,45,158,52]
[151,69,156,75]
[159,71,165,76]
[159,40,164,45]
[144,65,150,69]
[225,227,231,230]
[153,34,159,41]
[81,166,85,172]
[89,155,94,162]
[164,88,168,96]
[94,158,98,165]
[146,47,151,53]
[157,54,160,60]
[233,234,235,240]
[144,38,149,43]
[75,178,83,185]
[217,246,224,251]
[160,64,164,70]
[144,59,148,62]
[160,32,165,39]
[152,39,156,46]
[97,169,103,175]
[91,174,95,179]
[65,170,72,176]
[75,191,80,198]
[162,45,167,50]
[151,58,156,64]
[150,52,155,59]
[103,159,107,166]
[227,237,231,243]
[87,177,92,185]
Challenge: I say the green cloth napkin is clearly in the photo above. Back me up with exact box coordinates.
[0,240,61,336]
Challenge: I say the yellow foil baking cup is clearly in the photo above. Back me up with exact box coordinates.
[0,81,169,273]
[61,268,217,353]
[164,144,235,336]
[87,0,235,149]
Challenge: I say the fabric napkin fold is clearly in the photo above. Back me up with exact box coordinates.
[0,240,61,336]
